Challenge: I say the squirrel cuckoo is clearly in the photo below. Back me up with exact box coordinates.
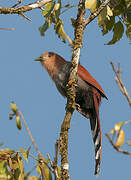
[35,52,107,176]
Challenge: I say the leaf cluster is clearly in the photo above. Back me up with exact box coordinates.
[39,0,72,44]
[39,0,131,45]
[0,147,55,180]
[86,0,131,44]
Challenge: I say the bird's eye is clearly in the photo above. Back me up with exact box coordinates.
[48,52,54,58]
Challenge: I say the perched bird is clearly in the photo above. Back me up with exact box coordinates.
[35,52,107,176]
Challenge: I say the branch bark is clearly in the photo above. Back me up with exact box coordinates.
[0,0,52,14]
[84,0,111,26]
[59,1,86,180]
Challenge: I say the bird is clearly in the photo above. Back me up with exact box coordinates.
[35,52,107,176]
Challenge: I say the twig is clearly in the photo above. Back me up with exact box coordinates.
[110,62,131,106]
[47,153,54,168]
[59,1,86,180]
[0,27,15,30]
[84,0,111,26]
[106,133,131,155]
[19,109,59,179]
[38,161,46,180]
[0,0,52,14]
[12,0,22,8]
[18,111,41,156]
[54,140,60,180]
[19,111,47,179]
[20,12,32,22]
[47,146,60,180]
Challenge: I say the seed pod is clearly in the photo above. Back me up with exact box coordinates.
[16,115,22,130]
[9,113,14,120]
[10,102,18,114]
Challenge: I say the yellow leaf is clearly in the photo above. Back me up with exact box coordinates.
[54,3,60,10]
[115,129,125,148]
[114,122,124,132]
[107,5,113,17]
[85,0,99,13]
[29,176,40,180]
[106,5,113,20]
[10,102,18,113]
[85,0,97,9]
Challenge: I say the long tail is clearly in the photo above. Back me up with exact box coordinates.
[90,91,102,176]
[76,88,102,176]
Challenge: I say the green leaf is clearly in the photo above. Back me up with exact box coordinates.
[98,7,115,35]
[17,154,24,180]
[19,147,31,162]
[39,21,48,36]
[0,161,10,177]
[54,21,66,42]
[106,21,124,45]
[110,0,126,16]
[42,2,55,18]
[54,20,72,44]
[11,153,25,180]
[26,146,31,159]
[37,156,52,180]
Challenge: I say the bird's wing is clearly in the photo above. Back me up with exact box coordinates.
[78,64,107,99]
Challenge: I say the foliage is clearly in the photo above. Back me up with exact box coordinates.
[0,146,53,179]
[86,0,131,44]
[108,120,131,148]
[39,0,131,44]
[0,102,61,179]
[39,0,72,44]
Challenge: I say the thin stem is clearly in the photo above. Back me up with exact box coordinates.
[0,27,15,30]
[110,62,131,106]
[106,133,131,155]
[19,111,41,155]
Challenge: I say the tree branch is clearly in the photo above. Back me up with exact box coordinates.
[84,0,111,26]
[0,0,52,14]
[0,27,15,30]
[106,133,131,155]
[59,1,86,180]
[110,62,131,106]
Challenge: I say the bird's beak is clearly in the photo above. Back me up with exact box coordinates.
[34,57,43,62]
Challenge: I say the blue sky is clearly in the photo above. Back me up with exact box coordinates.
[0,0,131,179]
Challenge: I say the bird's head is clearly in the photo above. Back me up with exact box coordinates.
[35,52,55,63]
[35,52,66,79]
